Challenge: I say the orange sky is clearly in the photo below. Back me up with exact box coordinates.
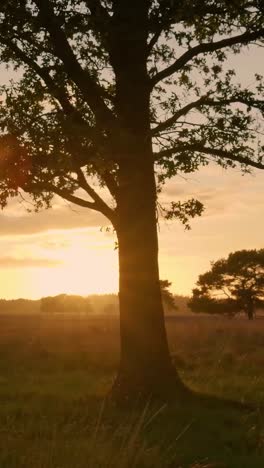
[0,47,263,299]
[0,162,263,299]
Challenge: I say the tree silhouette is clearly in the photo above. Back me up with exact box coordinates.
[189,250,264,320]
[40,294,93,314]
[0,1,263,399]
[160,280,178,313]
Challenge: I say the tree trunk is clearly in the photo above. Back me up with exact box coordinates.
[109,0,186,402]
[111,157,185,402]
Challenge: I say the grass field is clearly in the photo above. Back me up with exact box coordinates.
[0,313,264,467]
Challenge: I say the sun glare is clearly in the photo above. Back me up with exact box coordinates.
[38,239,118,295]
[0,228,118,299]
[57,242,119,295]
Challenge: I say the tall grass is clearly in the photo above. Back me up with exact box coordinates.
[0,314,263,467]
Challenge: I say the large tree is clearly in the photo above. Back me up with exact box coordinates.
[0,1,263,399]
[189,249,264,320]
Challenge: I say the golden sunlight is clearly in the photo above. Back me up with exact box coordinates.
[36,242,118,298]
[2,229,119,299]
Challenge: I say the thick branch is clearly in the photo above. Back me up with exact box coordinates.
[0,35,76,115]
[147,28,163,55]
[26,181,116,224]
[34,0,114,126]
[75,167,116,220]
[85,0,111,37]
[155,144,264,170]
[0,37,118,162]
[151,28,264,87]
[48,186,98,209]
[76,166,118,212]
[204,97,264,113]
[152,94,264,135]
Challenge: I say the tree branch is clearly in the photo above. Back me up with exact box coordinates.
[100,170,118,199]
[75,167,116,221]
[155,143,264,170]
[0,36,118,162]
[151,28,264,87]
[26,180,116,224]
[151,94,211,135]
[34,0,114,126]
[0,35,76,115]
[147,27,163,55]
[151,94,264,135]
[85,0,111,37]
[203,97,264,113]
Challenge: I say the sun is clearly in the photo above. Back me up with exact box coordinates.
[58,243,119,295]
[25,230,119,298]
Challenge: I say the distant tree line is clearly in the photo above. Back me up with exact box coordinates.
[40,294,93,315]
[0,283,189,316]
[2,252,263,320]
[0,298,40,315]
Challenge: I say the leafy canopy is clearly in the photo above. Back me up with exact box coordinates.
[0,1,263,226]
[160,280,178,312]
[189,249,264,316]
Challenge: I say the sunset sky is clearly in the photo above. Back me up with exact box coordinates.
[0,47,263,299]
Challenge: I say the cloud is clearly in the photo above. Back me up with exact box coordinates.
[0,204,108,237]
[160,165,264,218]
[0,257,62,269]
[0,164,263,239]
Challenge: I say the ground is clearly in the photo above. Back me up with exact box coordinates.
[0,313,263,467]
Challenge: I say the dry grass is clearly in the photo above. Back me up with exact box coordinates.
[167,315,264,403]
[0,313,264,467]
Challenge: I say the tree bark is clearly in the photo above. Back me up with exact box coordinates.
[109,0,186,402]
[111,157,185,402]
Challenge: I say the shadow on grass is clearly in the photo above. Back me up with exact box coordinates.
[102,384,264,468]
[0,386,263,468]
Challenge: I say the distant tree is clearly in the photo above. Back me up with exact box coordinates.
[40,294,93,314]
[189,250,264,320]
[174,295,192,315]
[40,296,56,314]
[0,1,264,399]
[160,280,178,313]
[103,303,117,315]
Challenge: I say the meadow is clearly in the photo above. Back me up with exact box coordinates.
[0,313,264,467]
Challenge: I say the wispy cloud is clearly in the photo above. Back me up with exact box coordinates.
[0,204,107,237]
[160,165,264,218]
[0,257,62,268]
